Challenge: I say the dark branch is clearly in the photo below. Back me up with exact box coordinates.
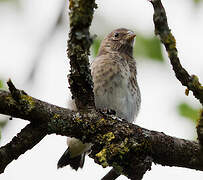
[197,110,203,146]
[0,123,47,173]
[0,89,203,178]
[102,169,120,180]
[67,0,97,109]
[1,1,203,178]
[149,0,203,150]
[149,0,203,105]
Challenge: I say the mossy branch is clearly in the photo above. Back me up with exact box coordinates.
[197,110,203,146]
[0,88,203,178]
[67,0,97,109]
[0,123,47,174]
[149,0,203,148]
[150,0,203,105]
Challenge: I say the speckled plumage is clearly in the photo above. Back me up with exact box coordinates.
[57,28,141,171]
[91,28,141,122]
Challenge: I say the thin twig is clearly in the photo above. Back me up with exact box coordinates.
[149,0,203,149]
[150,0,203,105]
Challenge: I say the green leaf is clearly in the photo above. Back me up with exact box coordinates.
[91,38,101,58]
[134,35,164,62]
[177,102,200,123]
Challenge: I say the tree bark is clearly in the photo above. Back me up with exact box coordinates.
[0,0,203,179]
[0,89,203,178]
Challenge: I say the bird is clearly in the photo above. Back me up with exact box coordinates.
[57,28,141,171]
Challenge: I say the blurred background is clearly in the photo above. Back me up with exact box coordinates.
[0,0,203,179]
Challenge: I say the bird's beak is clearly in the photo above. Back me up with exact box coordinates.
[126,31,136,41]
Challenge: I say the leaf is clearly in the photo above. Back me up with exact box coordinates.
[91,38,101,58]
[134,35,164,62]
[177,102,200,123]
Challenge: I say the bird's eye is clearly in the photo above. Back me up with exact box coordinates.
[114,32,119,38]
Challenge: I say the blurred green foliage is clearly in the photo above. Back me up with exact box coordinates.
[0,120,7,140]
[91,35,164,62]
[0,0,20,8]
[178,102,200,123]
[193,0,203,4]
[0,80,7,90]
[0,80,7,140]
[134,35,164,61]
[91,38,101,57]
[0,80,3,89]
[0,0,18,2]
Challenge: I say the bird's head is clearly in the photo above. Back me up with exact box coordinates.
[98,28,136,56]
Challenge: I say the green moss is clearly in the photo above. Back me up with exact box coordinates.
[53,114,60,119]
[96,118,107,126]
[191,75,202,89]
[96,148,108,167]
[69,0,97,27]
[109,138,130,158]
[164,32,176,47]
[73,112,83,123]
[5,94,35,114]
[74,116,83,123]
[5,95,16,106]
[197,109,203,126]
[112,162,123,174]
[102,132,115,142]
[20,94,35,113]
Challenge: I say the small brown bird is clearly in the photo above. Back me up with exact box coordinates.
[57,28,141,170]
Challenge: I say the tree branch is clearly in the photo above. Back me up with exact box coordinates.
[149,0,203,147]
[197,110,203,146]
[101,169,120,180]
[149,0,203,105]
[1,0,203,179]
[0,123,47,173]
[67,0,97,109]
[0,89,203,178]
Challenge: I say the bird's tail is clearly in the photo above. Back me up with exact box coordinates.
[57,148,85,171]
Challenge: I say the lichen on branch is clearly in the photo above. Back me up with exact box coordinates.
[150,0,203,150]
[150,0,203,105]
[0,88,203,177]
[67,0,97,109]
[197,110,203,146]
